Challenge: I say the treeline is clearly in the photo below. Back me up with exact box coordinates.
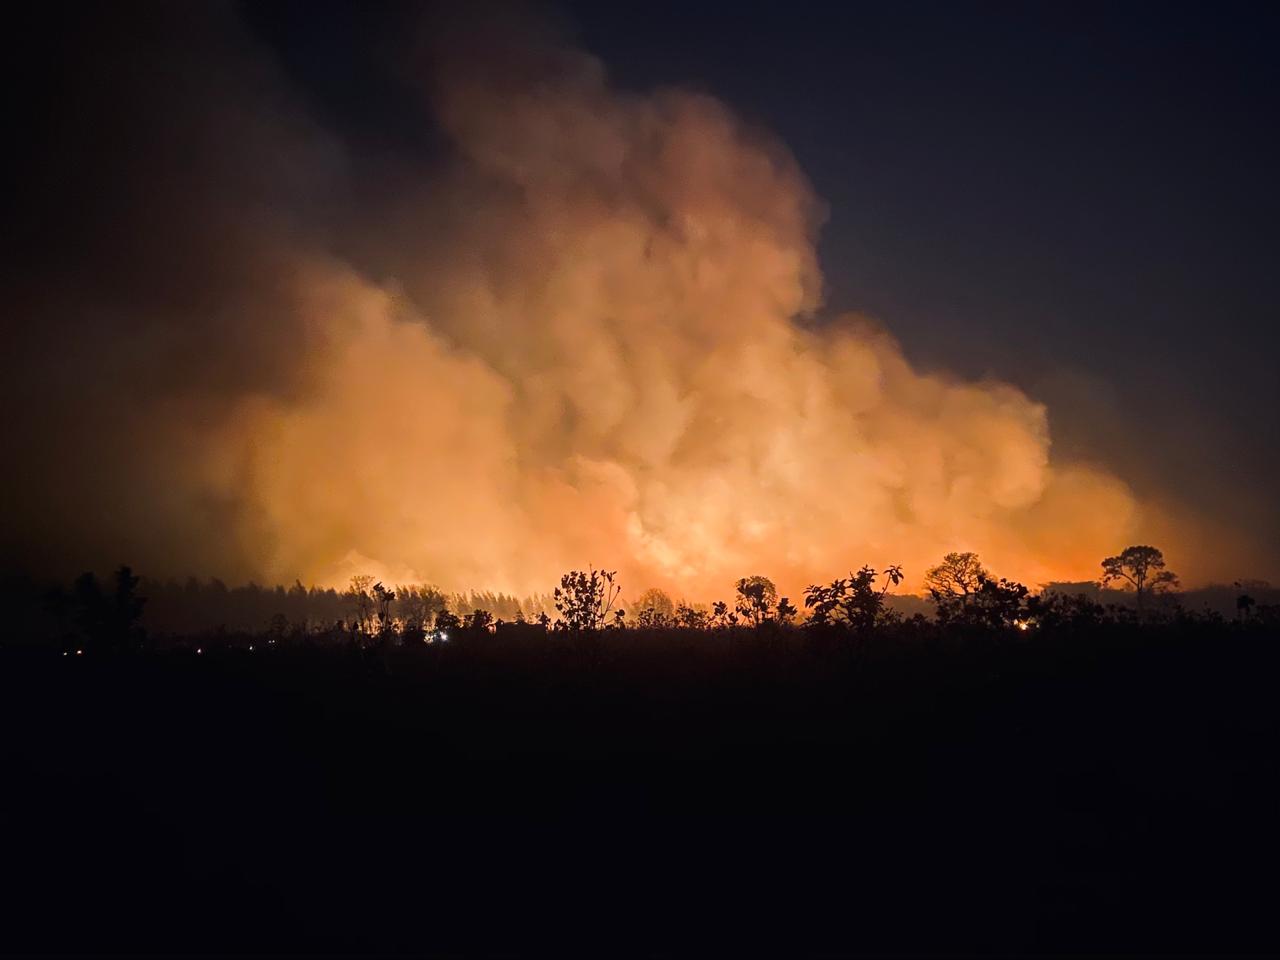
[11,544,1280,654]
[113,577,560,636]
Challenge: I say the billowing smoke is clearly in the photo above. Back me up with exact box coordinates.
[5,4,1198,597]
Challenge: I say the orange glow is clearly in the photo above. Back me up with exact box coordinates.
[19,26,1229,599]
[188,52,1158,600]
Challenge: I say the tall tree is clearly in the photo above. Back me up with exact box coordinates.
[924,552,988,606]
[1100,546,1179,615]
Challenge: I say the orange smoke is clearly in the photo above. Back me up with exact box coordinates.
[7,8,1208,598]
[193,40,1152,599]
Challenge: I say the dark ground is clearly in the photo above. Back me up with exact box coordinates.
[3,623,1278,954]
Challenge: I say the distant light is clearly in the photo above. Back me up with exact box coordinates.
[1015,620,1030,631]
[75,649,83,656]
[63,651,68,657]
[441,632,448,642]
[196,647,203,655]
[249,645,254,651]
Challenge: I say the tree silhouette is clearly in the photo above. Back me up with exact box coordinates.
[554,568,621,632]
[927,561,1029,628]
[924,552,988,610]
[372,582,395,635]
[1100,545,1179,616]
[710,601,736,629]
[1027,591,1107,629]
[734,576,778,627]
[674,602,709,629]
[348,575,375,633]
[397,584,446,643]
[967,576,1030,629]
[464,609,494,633]
[268,612,290,641]
[803,565,903,631]
[72,565,146,653]
[1236,593,1255,620]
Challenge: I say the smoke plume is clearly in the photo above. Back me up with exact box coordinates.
[5,4,1210,598]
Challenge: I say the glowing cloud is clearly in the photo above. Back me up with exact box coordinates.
[6,8,1186,597]
[196,32,1147,597]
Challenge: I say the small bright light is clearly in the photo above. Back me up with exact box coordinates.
[1015,620,1030,631]
[196,647,203,655]
[249,645,254,651]
[75,649,83,656]
[63,651,68,657]
[441,632,449,642]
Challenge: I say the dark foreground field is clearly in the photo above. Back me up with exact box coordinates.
[3,624,1279,954]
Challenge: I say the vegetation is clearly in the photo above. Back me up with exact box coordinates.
[923,551,987,605]
[553,567,622,632]
[803,565,904,631]
[733,575,779,626]
[633,588,675,628]
[4,544,1280,953]
[1100,544,1180,614]
[16,545,1280,655]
